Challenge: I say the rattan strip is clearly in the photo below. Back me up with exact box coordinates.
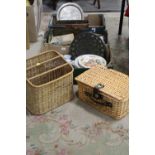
[26,58,67,79]
[27,64,73,87]
[26,50,59,68]
[28,63,69,81]
[26,55,61,70]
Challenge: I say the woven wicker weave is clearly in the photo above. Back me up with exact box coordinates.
[26,50,74,114]
[75,65,129,119]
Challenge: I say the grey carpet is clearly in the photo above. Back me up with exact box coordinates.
[43,0,122,12]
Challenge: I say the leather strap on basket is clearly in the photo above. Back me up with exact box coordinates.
[84,83,112,108]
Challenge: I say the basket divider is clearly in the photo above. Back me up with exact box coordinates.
[28,63,69,81]
[26,55,62,70]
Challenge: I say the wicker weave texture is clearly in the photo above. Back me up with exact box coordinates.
[26,51,59,68]
[75,65,129,119]
[26,50,74,114]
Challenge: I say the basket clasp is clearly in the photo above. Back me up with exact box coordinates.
[93,83,104,99]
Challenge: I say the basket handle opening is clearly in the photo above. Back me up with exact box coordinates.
[84,91,112,108]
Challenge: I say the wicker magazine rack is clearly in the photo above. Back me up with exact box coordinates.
[26,50,74,114]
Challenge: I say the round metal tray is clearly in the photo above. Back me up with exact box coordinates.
[69,32,107,59]
[57,3,84,21]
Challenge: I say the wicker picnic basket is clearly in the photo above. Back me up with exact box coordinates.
[75,65,129,119]
[26,50,74,114]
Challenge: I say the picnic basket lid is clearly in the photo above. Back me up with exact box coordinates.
[75,65,129,101]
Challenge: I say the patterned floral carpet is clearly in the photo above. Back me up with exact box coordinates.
[27,86,129,155]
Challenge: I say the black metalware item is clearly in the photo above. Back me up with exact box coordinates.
[69,32,107,59]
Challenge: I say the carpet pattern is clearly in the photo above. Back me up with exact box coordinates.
[27,87,129,155]
[43,0,122,12]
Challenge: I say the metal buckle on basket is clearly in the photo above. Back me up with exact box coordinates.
[93,83,104,100]
[84,83,112,108]
[94,83,104,89]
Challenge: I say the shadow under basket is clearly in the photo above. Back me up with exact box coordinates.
[26,50,74,115]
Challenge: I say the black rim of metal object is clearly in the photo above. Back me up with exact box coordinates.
[69,32,107,60]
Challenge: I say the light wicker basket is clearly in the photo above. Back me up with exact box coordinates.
[26,50,74,115]
[75,65,129,119]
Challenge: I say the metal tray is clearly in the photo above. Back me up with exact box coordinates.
[69,32,107,59]
[57,3,84,21]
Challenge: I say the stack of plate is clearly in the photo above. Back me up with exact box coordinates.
[73,54,107,69]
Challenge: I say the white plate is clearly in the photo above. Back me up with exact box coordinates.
[78,54,107,68]
[74,57,82,68]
